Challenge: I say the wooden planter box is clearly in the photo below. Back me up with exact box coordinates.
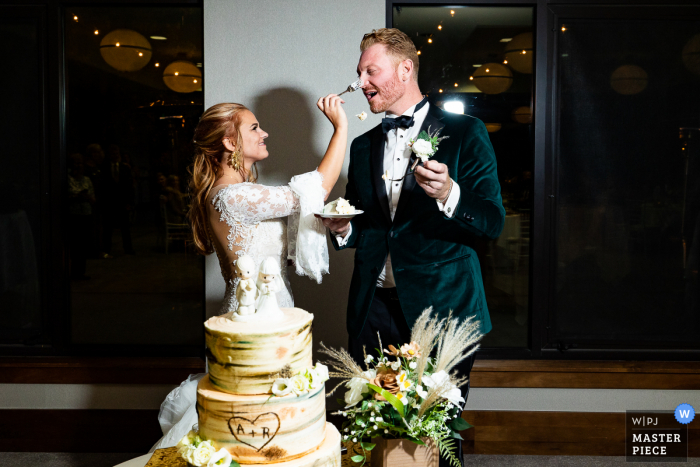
[371,438,438,467]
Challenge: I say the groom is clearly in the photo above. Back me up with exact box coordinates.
[322,28,505,465]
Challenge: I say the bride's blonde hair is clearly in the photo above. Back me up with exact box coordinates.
[189,103,258,255]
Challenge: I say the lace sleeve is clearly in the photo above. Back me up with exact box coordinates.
[216,183,300,224]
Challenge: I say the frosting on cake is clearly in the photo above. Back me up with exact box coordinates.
[196,374,326,464]
[205,307,313,395]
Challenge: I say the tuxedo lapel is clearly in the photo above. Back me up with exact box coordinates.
[370,126,391,223]
[394,104,446,223]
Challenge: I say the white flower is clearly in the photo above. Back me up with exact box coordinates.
[180,445,197,464]
[289,374,310,396]
[190,441,216,466]
[356,111,368,121]
[381,170,389,181]
[352,437,357,443]
[376,417,383,422]
[389,360,401,371]
[177,430,197,449]
[415,384,428,400]
[302,368,323,389]
[384,429,389,434]
[343,435,348,440]
[365,355,375,364]
[314,363,330,382]
[373,425,378,430]
[206,448,232,467]
[423,370,450,389]
[272,378,292,397]
[443,386,465,408]
[409,361,417,369]
[344,369,375,407]
[396,371,413,391]
[423,371,464,407]
[411,139,434,161]
[395,392,409,405]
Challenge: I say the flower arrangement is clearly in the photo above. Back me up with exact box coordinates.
[177,430,239,467]
[271,362,329,397]
[320,308,482,467]
[409,126,449,170]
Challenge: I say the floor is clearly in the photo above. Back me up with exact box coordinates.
[0,453,698,467]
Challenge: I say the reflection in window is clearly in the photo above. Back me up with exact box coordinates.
[554,19,700,345]
[0,16,43,345]
[65,7,204,350]
[394,6,533,348]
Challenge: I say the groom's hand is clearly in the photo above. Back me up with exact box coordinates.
[315,215,351,237]
[415,160,451,201]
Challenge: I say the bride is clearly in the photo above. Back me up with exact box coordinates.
[151,94,347,451]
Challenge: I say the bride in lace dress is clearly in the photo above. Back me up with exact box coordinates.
[151,94,347,451]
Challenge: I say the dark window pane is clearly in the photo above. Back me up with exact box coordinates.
[64,7,204,349]
[0,14,44,345]
[394,6,533,348]
[553,16,700,346]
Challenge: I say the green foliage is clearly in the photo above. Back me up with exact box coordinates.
[228,461,241,467]
[450,417,473,431]
[360,441,376,451]
[351,454,365,463]
[367,383,405,418]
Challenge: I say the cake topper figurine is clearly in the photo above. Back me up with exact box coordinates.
[234,255,258,317]
[255,257,284,319]
[338,78,363,97]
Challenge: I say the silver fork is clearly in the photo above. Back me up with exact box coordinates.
[338,79,363,97]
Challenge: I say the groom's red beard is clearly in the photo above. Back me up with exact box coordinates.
[368,72,404,114]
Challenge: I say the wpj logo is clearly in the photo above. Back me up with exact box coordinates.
[626,410,688,463]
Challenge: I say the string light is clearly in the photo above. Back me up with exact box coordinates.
[174,71,179,75]
[94,30,99,35]
[486,68,490,72]
[454,83,458,87]
[155,63,160,67]
[439,89,443,93]
[450,10,455,16]
[469,76,474,80]
[73,15,78,22]
[115,42,120,47]
[428,38,432,43]
[138,52,143,56]
[503,60,508,64]
[561,26,567,32]
[417,51,421,55]
[438,25,442,30]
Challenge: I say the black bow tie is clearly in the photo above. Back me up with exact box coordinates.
[380,97,429,135]
[381,115,414,134]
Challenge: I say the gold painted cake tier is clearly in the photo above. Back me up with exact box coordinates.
[205,307,313,395]
[196,374,327,464]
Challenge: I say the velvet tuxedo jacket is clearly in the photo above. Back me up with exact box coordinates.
[331,104,505,339]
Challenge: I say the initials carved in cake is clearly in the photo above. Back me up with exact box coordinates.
[228,412,280,452]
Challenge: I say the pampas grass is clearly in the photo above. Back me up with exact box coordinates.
[433,311,482,376]
[319,341,368,397]
[409,307,444,384]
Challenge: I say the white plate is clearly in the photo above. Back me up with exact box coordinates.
[314,210,364,219]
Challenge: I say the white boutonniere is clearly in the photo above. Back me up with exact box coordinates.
[408,126,449,170]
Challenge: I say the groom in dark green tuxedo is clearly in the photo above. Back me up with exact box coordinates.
[322,29,504,465]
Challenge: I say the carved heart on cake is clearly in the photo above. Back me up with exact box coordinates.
[228,412,281,452]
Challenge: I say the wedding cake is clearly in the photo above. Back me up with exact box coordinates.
[187,307,341,466]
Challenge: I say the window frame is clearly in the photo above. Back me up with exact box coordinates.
[388,0,700,361]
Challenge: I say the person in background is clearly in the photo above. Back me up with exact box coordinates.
[100,144,135,257]
[67,153,95,280]
[165,174,186,223]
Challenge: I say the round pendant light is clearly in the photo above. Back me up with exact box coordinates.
[610,65,647,95]
[484,123,502,133]
[163,61,202,93]
[472,63,513,95]
[682,34,700,76]
[511,106,532,124]
[100,29,152,72]
[503,32,533,74]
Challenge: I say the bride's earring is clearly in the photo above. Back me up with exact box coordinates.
[229,148,242,171]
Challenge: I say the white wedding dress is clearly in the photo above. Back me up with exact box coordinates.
[150,170,328,452]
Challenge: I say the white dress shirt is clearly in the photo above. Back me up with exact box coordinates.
[336,101,461,288]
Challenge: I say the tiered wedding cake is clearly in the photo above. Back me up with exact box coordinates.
[193,307,341,466]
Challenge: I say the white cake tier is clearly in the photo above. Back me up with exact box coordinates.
[197,375,327,464]
[187,423,341,467]
[205,307,313,395]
